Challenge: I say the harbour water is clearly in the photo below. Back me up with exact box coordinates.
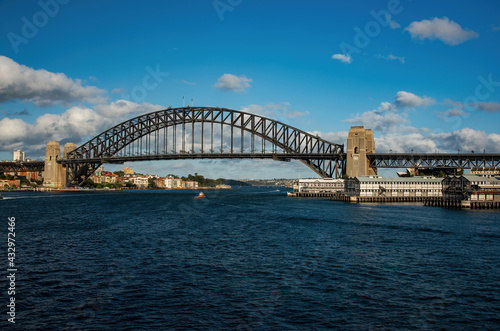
[1,187,499,329]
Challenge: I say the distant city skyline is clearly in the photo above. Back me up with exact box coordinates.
[1,0,499,179]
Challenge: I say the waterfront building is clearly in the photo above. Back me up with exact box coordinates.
[116,177,129,184]
[184,181,199,189]
[165,176,174,188]
[154,178,166,188]
[293,178,344,194]
[345,176,443,198]
[470,167,500,178]
[94,166,104,177]
[442,174,500,203]
[3,170,39,181]
[89,175,101,184]
[124,167,134,176]
[172,178,183,188]
[102,173,118,184]
[13,149,25,162]
[0,179,21,189]
[131,176,148,189]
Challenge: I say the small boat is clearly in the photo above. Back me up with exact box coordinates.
[198,192,205,198]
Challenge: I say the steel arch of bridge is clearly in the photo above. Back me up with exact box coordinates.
[62,107,345,186]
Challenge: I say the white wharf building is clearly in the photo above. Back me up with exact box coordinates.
[345,176,443,198]
[290,178,344,196]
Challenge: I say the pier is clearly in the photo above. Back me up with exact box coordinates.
[330,195,439,204]
[424,198,500,209]
[288,192,338,198]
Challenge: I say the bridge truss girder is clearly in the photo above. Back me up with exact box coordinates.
[0,161,45,172]
[368,153,500,169]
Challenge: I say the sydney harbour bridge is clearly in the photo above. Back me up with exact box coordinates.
[2,106,500,187]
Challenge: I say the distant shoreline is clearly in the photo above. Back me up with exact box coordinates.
[0,186,233,193]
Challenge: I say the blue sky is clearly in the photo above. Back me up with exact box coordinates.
[1,0,499,179]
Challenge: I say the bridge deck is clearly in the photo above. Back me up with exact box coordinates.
[368,153,500,169]
[0,161,45,172]
[3,153,499,173]
[59,153,347,164]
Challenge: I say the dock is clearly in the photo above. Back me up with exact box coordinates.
[287,192,339,198]
[424,198,500,209]
[330,195,439,204]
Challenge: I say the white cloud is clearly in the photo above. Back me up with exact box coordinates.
[265,102,290,111]
[284,110,310,119]
[443,99,464,109]
[0,55,106,106]
[94,100,163,118]
[343,94,428,151]
[215,74,252,92]
[0,107,104,152]
[376,132,438,153]
[0,118,31,144]
[31,106,106,144]
[241,104,266,115]
[331,53,352,64]
[444,100,500,113]
[429,128,500,153]
[308,131,348,145]
[345,110,407,133]
[395,91,435,108]
[390,20,401,29]
[344,92,429,134]
[343,93,500,154]
[369,128,500,154]
[111,88,126,94]
[446,108,467,117]
[385,13,401,29]
[182,80,197,86]
[405,17,479,46]
[474,101,500,112]
[378,101,395,112]
[6,109,30,116]
[240,102,309,121]
[170,162,188,169]
[377,54,405,63]
[0,101,165,154]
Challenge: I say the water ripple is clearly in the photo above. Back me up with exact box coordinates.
[0,188,499,329]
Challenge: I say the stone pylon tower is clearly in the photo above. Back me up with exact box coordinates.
[346,126,376,177]
[44,141,76,188]
[62,142,77,187]
[44,141,63,188]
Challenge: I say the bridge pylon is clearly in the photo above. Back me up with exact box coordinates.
[44,141,79,188]
[346,126,377,177]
